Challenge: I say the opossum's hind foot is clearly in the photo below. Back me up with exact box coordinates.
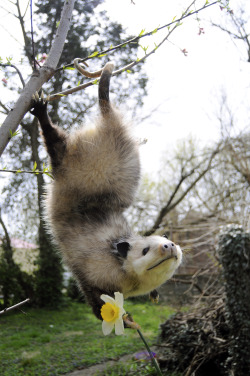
[30,91,67,171]
[149,289,159,304]
[30,91,50,118]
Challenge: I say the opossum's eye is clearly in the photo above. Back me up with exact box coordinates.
[116,241,131,258]
[142,247,150,256]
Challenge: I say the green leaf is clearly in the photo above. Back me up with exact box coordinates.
[139,29,145,37]
[154,43,158,50]
[56,21,60,28]
[6,56,13,64]
[139,45,148,54]
[126,70,132,73]
[9,129,19,138]
[45,172,53,179]
[32,161,37,171]
[88,51,99,58]
[64,66,75,70]
[92,79,98,85]
[77,80,81,87]
[151,27,159,35]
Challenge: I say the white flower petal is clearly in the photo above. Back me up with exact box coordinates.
[102,320,114,336]
[119,308,126,319]
[115,318,124,335]
[100,294,115,304]
[114,292,124,307]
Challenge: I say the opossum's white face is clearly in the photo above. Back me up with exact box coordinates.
[118,235,182,297]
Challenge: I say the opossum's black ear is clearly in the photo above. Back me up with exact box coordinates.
[116,242,131,258]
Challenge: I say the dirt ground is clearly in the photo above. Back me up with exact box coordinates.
[65,347,157,376]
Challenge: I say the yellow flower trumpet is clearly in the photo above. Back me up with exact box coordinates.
[100,292,126,335]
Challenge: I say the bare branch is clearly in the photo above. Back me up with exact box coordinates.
[0,298,30,315]
[145,146,221,235]
[0,63,25,88]
[0,4,18,18]
[212,3,250,62]
[0,101,10,114]
[0,209,11,249]
[0,169,52,176]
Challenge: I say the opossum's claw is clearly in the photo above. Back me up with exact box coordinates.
[149,290,159,304]
[30,91,48,117]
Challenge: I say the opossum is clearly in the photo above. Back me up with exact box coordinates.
[30,62,182,319]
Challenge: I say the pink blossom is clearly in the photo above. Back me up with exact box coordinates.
[198,27,205,35]
[2,78,8,85]
[181,48,188,57]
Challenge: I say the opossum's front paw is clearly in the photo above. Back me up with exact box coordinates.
[149,289,159,304]
[123,313,140,330]
[30,91,49,118]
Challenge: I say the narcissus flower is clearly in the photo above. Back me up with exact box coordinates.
[100,292,126,335]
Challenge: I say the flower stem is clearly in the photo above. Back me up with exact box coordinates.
[137,329,163,376]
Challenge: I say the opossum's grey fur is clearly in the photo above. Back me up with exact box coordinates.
[30,63,182,319]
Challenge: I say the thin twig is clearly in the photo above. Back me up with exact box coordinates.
[30,0,36,71]
[0,169,52,176]
[0,298,30,315]
[0,63,25,88]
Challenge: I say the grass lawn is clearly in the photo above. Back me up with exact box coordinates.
[0,300,176,375]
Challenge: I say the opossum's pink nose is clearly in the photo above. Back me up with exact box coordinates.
[160,242,178,259]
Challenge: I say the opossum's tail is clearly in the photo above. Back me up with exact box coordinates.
[98,62,115,115]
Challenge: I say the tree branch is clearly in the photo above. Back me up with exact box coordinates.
[145,146,221,235]
[0,63,25,88]
[0,209,12,250]
[0,0,76,158]
[0,0,221,156]
[57,0,220,71]
[0,298,30,315]
[48,0,196,101]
